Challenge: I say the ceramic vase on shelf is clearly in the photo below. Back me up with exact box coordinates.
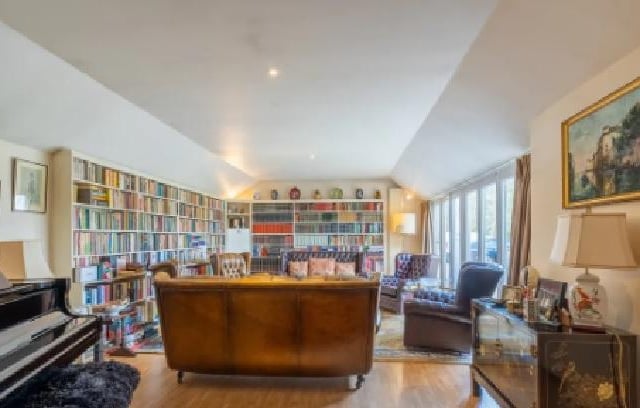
[313,189,321,200]
[329,188,343,199]
[270,189,278,200]
[289,186,301,200]
[355,188,364,199]
[374,189,382,199]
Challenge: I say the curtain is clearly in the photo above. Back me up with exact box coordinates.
[421,201,432,254]
[508,154,531,285]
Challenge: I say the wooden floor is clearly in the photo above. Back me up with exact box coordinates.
[113,354,499,408]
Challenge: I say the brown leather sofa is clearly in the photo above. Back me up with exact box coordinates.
[154,275,379,389]
[403,262,503,353]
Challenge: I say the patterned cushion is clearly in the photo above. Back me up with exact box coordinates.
[335,262,356,276]
[221,257,246,278]
[395,253,413,279]
[309,257,336,276]
[288,261,308,276]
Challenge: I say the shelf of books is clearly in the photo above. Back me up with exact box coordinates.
[248,200,385,274]
[51,150,225,350]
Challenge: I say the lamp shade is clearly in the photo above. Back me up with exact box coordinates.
[0,240,53,280]
[393,212,416,235]
[550,213,636,269]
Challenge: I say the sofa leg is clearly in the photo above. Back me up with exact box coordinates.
[177,371,184,384]
[356,374,365,389]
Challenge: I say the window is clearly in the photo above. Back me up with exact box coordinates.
[482,183,497,263]
[452,196,461,286]
[442,198,450,285]
[465,191,478,261]
[430,161,515,288]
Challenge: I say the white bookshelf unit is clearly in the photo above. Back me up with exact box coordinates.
[51,149,226,311]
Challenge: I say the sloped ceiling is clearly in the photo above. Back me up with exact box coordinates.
[393,0,640,196]
[0,0,497,182]
[1,1,640,198]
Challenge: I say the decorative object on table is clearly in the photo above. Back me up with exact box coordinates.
[270,189,278,200]
[374,189,382,199]
[523,298,539,322]
[355,188,364,199]
[519,265,539,289]
[550,212,636,329]
[535,278,567,324]
[0,240,53,280]
[329,187,343,199]
[313,189,321,200]
[252,191,261,200]
[103,302,136,357]
[501,285,523,303]
[9,361,140,408]
[289,186,301,200]
[562,76,640,209]
[12,158,47,213]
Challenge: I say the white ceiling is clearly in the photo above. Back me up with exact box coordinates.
[0,0,497,181]
[393,0,640,195]
[1,1,640,197]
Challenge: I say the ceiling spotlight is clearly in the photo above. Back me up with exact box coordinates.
[309,153,316,160]
[268,67,280,78]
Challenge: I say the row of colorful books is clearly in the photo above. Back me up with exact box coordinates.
[83,278,152,306]
[178,218,223,234]
[294,222,383,234]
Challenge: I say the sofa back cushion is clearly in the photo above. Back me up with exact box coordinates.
[288,261,308,276]
[309,257,336,276]
[335,262,356,276]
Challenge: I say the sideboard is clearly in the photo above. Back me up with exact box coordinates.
[471,299,637,408]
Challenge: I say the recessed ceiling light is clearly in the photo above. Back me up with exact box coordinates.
[309,153,316,160]
[268,67,280,78]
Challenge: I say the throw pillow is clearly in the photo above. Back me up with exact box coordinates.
[308,257,336,276]
[335,262,356,276]
[288,261,309,276]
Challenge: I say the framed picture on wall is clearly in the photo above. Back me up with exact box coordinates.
[12,158,48,213]
[562,76,640,208]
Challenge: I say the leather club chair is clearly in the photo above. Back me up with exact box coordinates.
[379,253,437,314]
[403,262,503,353]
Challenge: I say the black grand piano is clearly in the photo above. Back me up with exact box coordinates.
[0,278,101,405]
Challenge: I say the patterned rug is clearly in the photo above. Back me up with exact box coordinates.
[373,312,470,364]
[135,312,470,364]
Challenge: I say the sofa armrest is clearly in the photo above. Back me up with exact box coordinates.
[403,300,468,321]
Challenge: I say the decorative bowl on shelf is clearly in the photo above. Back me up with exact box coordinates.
[289,186,301,200]
[329,188,343,199]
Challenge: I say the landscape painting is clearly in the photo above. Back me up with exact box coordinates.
[562,77,640,208]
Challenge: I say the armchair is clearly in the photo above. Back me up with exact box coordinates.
[211,252,251,277]
[379,253,437,314]
[403,262,503,353]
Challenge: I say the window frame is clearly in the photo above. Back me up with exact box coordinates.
[430,161,515,289]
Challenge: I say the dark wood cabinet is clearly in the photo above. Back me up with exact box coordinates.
[471,299,636,408]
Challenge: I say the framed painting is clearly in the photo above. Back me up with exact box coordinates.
[562,76,640,208]
[12,158,48,213]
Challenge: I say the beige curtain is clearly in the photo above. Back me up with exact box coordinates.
[508,154,531,285]
[421,201,432,254]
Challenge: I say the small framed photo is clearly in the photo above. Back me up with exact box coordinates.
[12,158,48,213]
[536,278,567,322]
[501,285,523,302]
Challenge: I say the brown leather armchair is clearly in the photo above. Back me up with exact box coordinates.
[403,262,503,353]
[379,253,437,314]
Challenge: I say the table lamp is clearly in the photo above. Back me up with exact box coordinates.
[393,213,416,235]
[0,240,54,280]
[550,213,636,328]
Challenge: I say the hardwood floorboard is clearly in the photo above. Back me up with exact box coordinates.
[113,354,499,408]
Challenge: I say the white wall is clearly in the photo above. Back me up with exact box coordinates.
[0,139,49,259]
[0,21,254,198]
[531,45,640,334]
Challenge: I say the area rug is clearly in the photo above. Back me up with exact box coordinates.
[5,361,140,408]
[373,312,470,364]
[137,313,470,364]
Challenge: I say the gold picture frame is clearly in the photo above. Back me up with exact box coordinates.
[562,76,640,208]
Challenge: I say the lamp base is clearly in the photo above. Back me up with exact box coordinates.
[568,269,607,328]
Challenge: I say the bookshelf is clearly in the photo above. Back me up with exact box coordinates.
[248,200,385,274]
[51,149,226,314]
